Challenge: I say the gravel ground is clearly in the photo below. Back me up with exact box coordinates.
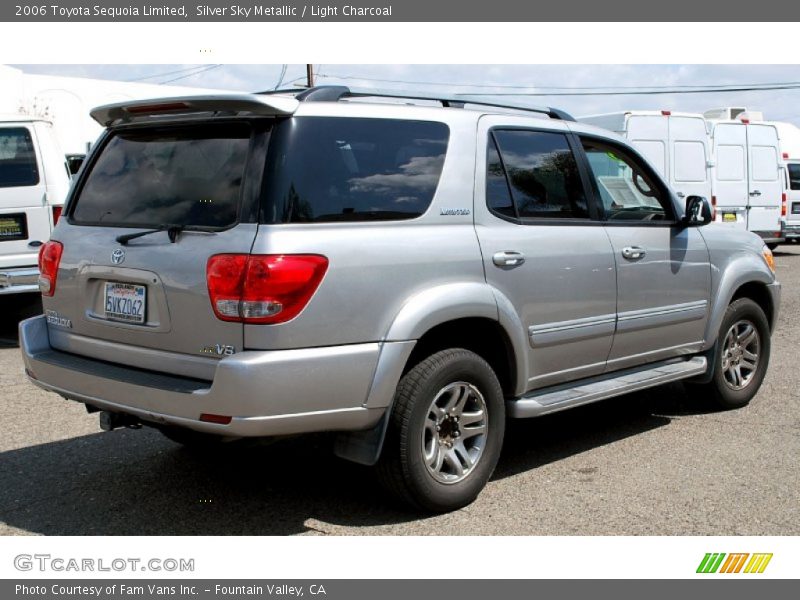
[1,245,798,536]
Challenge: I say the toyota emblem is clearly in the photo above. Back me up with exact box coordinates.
[111,248,125,265]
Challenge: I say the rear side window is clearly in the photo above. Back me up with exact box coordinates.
[487,130,588,220]
[0,127,39,188]
[72,125,251,228]
[263,117,449,223]
[788,164,800,191]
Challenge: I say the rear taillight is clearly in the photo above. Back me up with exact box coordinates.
[52,206,63,225]
[38,240,63,297]
[711,195,717,221]
[782,193,787,217]
[206,254,328,324]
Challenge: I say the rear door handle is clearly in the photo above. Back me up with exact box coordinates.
[750,190,762,197]
[492,251,525,267]
[621,246,646,260]
[676,191,686,198]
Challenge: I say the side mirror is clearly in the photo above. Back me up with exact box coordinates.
[682,195,713,226]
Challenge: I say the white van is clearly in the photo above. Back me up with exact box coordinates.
[707,118,784,246]
[579,111,712,202]
[768,121,800,243]
[0,116,71,294]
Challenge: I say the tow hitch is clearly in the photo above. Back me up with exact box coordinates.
[99,411,142,431]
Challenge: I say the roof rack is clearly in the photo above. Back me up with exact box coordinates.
[256,85,575,121]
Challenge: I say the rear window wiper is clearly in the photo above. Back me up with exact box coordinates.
[115,224,216,245]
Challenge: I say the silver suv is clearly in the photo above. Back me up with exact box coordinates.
[20,87,781,512]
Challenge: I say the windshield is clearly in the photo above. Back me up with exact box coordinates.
[71,125,251,228]
[0,127,39,188]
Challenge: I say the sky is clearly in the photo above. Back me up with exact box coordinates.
[12,64,800,125]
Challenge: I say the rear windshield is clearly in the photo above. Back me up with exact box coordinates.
[788,163,800,191]
[263,117,449,223]
[71,125,251,228]
[0,127,39,188]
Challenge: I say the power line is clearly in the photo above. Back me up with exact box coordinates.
[316,72,800,92]
[272,64,288,90]
[459,84,800,97]
[159,64,222,85]
[126,65,214,83]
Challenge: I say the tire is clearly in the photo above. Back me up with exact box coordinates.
[376,348,505,512]
[700,298,771,410]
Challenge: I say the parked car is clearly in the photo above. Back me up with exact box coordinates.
[19,88,781,511]
[1,115,70,294]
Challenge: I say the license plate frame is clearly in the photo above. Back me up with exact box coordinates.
[104,282,147,324]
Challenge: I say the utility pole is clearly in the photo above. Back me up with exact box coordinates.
[306,64,314,88]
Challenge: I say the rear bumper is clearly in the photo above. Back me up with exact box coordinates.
[20,315,394,437]
[0,267,39,295]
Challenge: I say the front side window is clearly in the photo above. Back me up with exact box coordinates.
[0,127,39,188]
[263,117,449,223]
[72,125,251,228]
[488,130,588,220]
[581,138,672,222]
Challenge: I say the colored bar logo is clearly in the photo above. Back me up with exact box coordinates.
[697,553,773,574]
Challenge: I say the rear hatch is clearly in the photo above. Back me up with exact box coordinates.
[0,124,52,271]
[46,110,276,380]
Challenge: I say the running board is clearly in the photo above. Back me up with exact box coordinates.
[507,356,708,418]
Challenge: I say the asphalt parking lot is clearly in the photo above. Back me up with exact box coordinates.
[1,246,798,536]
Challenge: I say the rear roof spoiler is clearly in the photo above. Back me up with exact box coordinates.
[90,94,299,127]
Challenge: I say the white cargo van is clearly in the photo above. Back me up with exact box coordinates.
[0,116,71,294]
[783,160,800,241]
[707,118,784,246]
[769,121,800,243]
[579,111,712,202]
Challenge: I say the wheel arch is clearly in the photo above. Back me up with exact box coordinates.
[704,255,778,345]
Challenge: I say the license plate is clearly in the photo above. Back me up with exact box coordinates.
[0,213,27,242]
[104,282,146,324]
[792,203,800,215]
[722,212,738,223]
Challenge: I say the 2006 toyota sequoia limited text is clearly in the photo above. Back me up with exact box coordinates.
[20,87,781,511]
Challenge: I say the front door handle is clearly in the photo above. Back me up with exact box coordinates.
[750,190,762,197]
[492,251,525,267]
[621,246,646,260]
